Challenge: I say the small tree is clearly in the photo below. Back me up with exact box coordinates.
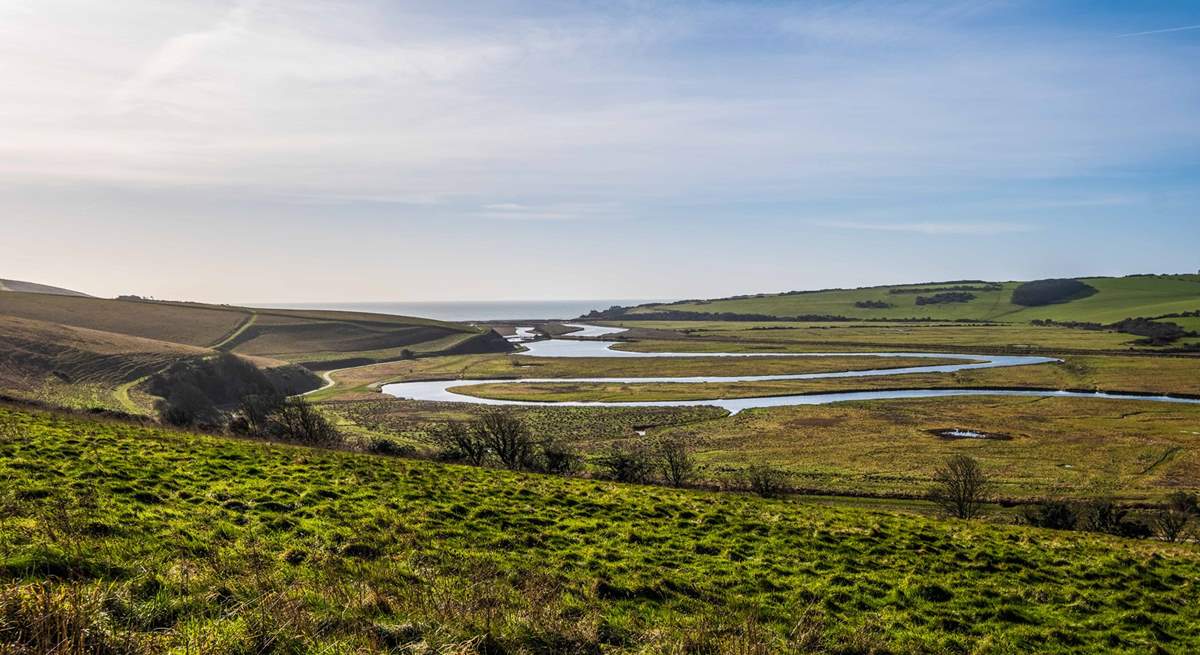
[743,464,789,498]
[598,442,655,483]
[268,399,341,446]
[1022,500,1077,530]
[1155,492,1198,543]
[235,391,286,436]
[433,420,489,466]
[474,410,535,470]
[929,455,989,519]
[1076,498,1135,536]
[156,382,218,427]
[537,440,581,475]
[657,437,696,488]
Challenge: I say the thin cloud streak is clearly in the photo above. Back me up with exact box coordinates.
[813,221,1037,236]
[1119,24,1200,38]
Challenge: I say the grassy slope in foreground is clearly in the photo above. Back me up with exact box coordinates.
[642,275,1200,322]
[2,406,1199,653]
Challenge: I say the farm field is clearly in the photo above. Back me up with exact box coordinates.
[3,405,1200,653]
[633,275,1200,323]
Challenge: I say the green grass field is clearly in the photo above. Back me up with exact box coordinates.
[3,405,1199,653]
[640,275,1200,323]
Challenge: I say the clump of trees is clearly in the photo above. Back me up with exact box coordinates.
[929,455,989,518]
[1011,278,1097,306]
[741,464,790,498]
[854,300,892,309]
[1031,317,1193,345]
[915,292,976,306]
[149,353,340,445]
[151,354,278,428]
[1023,492,1198,542]
[888,284,1001,295]
[434,410,580,474]
[433,412,704,486]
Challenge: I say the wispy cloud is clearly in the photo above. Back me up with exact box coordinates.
[1119,24,1200,38]
[814,220,1037,236]
[108,0,258,113]
[478,202,622,221]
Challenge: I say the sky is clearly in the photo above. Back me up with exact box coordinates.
[2,0,1198,303]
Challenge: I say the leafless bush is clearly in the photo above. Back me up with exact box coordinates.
[929,455,989,519]
[433,420,489,465]
[474,410,537,470]
[656,437,696,487]
[1155,491,1198,543]
[536,440,581,475]
[598,442,655,483]
[743,464,790,498]
[267,399,341,446]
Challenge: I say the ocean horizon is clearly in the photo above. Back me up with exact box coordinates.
[253,299,667,322]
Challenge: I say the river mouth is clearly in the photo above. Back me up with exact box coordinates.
[380,324,1200,412]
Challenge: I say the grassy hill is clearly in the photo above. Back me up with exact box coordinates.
[0,291,513,414]
[629,274,1200,323]
[0,278,91,297]
[0,293,511,368]
[2,404,1198,653]
[0,315,211,412]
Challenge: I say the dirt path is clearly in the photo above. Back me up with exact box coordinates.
[210,311,257,351]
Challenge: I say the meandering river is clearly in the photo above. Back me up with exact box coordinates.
[382,324,1200,413]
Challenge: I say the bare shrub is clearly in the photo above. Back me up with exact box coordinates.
[1022,500,1077,530]
[536,440,581,475]
[234,392,286,436]
[267,399,341,446]
[1075,498,1141,537]
[1155,491,1198,543]
[743,464,789,498]
[598,442,655,483]
[656,437,696,488]
[929,455,989,519]
[474,410,536,470]
[433,421,489,465]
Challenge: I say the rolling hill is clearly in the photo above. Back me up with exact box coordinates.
[0,278,91,297]
[0,289,514,414]
[0,293,512,368]
[609,274,1200,324]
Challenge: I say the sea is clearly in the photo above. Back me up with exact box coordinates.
[253,300,665,322]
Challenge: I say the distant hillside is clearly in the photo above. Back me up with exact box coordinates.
[593,274,1200,324]
[0,278,91,297]
[0,293,514,414]
[0,314,322,414]
[0,294,514,369]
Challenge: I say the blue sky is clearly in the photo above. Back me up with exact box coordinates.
[3,0,1198,302]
